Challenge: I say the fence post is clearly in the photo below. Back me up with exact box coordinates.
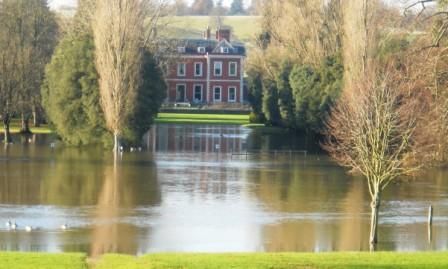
[428,205,433,226]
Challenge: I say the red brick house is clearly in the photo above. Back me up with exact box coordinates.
[166,27,246,104]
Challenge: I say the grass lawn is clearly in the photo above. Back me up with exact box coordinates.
[0,252,87,269]
[2,252,448,269]
[155,113,250,125]
[0,120,52,134]
[95,252,448,269]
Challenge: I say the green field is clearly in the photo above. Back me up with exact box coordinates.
[2,252,448,269]
[160,16,261,45]
[155,113,250,125]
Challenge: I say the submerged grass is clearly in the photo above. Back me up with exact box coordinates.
[2,252,448,269]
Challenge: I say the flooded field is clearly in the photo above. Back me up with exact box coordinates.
[0,124,447,257]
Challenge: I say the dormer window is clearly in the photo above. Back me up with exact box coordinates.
[197,47,206,53]
[177,46,186,53]
[220,47,229,54]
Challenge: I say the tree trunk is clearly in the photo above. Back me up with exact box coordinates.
[113,131,120,154]
[370,191,381,248]
[32,109,41,127]
[20,114,32,134]
[3,113,12,144]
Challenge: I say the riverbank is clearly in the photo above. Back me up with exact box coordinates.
[154,113,251,125]
[1,252,448,269]
[0,114,252,135]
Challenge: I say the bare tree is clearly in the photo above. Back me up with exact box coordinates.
[261,0,342,67]
[404,0,447,49]
[324,66,424,250]
[342,0,380,88]
[93,0,147,154]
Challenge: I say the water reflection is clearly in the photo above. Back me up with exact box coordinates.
[0,125,447,255]
[0,140,161,256]
[145,124,250,153]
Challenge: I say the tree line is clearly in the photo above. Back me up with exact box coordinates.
[246,0,448,249]
[0,0,167,150]
[173,0,260,16]
[0,0,58,143]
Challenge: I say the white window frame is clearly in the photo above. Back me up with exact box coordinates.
[221,47,229,53]
[213,86,222,102]
[229,62,238,77]
[214,61,223,76]
[176,84,187,102]
[228,87,237,102]
[197,47,206,53]
[177,63,186,77]
[194,62,203,77]
[177,46,186,53]
[194,84,203,102]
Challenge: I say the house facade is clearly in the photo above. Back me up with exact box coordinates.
[166,28,246,104]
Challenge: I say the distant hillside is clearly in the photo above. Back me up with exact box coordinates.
[160,16,261,46]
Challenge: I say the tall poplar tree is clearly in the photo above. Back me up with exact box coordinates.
[93,0,145,154]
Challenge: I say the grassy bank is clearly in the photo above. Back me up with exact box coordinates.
[2,252,448,269]
[155,113,250,125]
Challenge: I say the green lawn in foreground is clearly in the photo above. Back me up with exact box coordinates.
[155,113,250,125]
[0,252,87,269]
[95,252,448,269]
[2,252,448,269]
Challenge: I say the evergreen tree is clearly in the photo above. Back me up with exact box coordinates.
[247,69,265,123]
[191,0,214,15]
[229,0,245,15]
[43,33,167,146]
[262,79,281,126]
[275,61,295,128]
[122,51,167,145]
[289,55,343,131]
[42,32,110,146]
[289,65,320,131]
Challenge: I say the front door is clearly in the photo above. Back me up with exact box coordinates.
[176,85,186,102]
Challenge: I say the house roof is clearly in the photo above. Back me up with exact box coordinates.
[165,38,246,56]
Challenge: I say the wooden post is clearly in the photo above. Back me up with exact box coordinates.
[428,205,433,226]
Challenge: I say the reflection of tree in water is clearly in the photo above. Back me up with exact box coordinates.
[39,147,106,206]
[90,158,160,257]
[248,158,369,251]
[0,140,64,205]
[0,143,161,256]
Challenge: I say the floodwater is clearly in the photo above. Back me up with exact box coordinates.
[0,124,447,257]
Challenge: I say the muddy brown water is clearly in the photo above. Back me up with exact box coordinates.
[0,124,447,257]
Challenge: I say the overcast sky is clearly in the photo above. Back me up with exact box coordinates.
[49,0,253,10]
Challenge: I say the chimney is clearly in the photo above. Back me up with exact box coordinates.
[216,28,231,42]
[203,26,211,40]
